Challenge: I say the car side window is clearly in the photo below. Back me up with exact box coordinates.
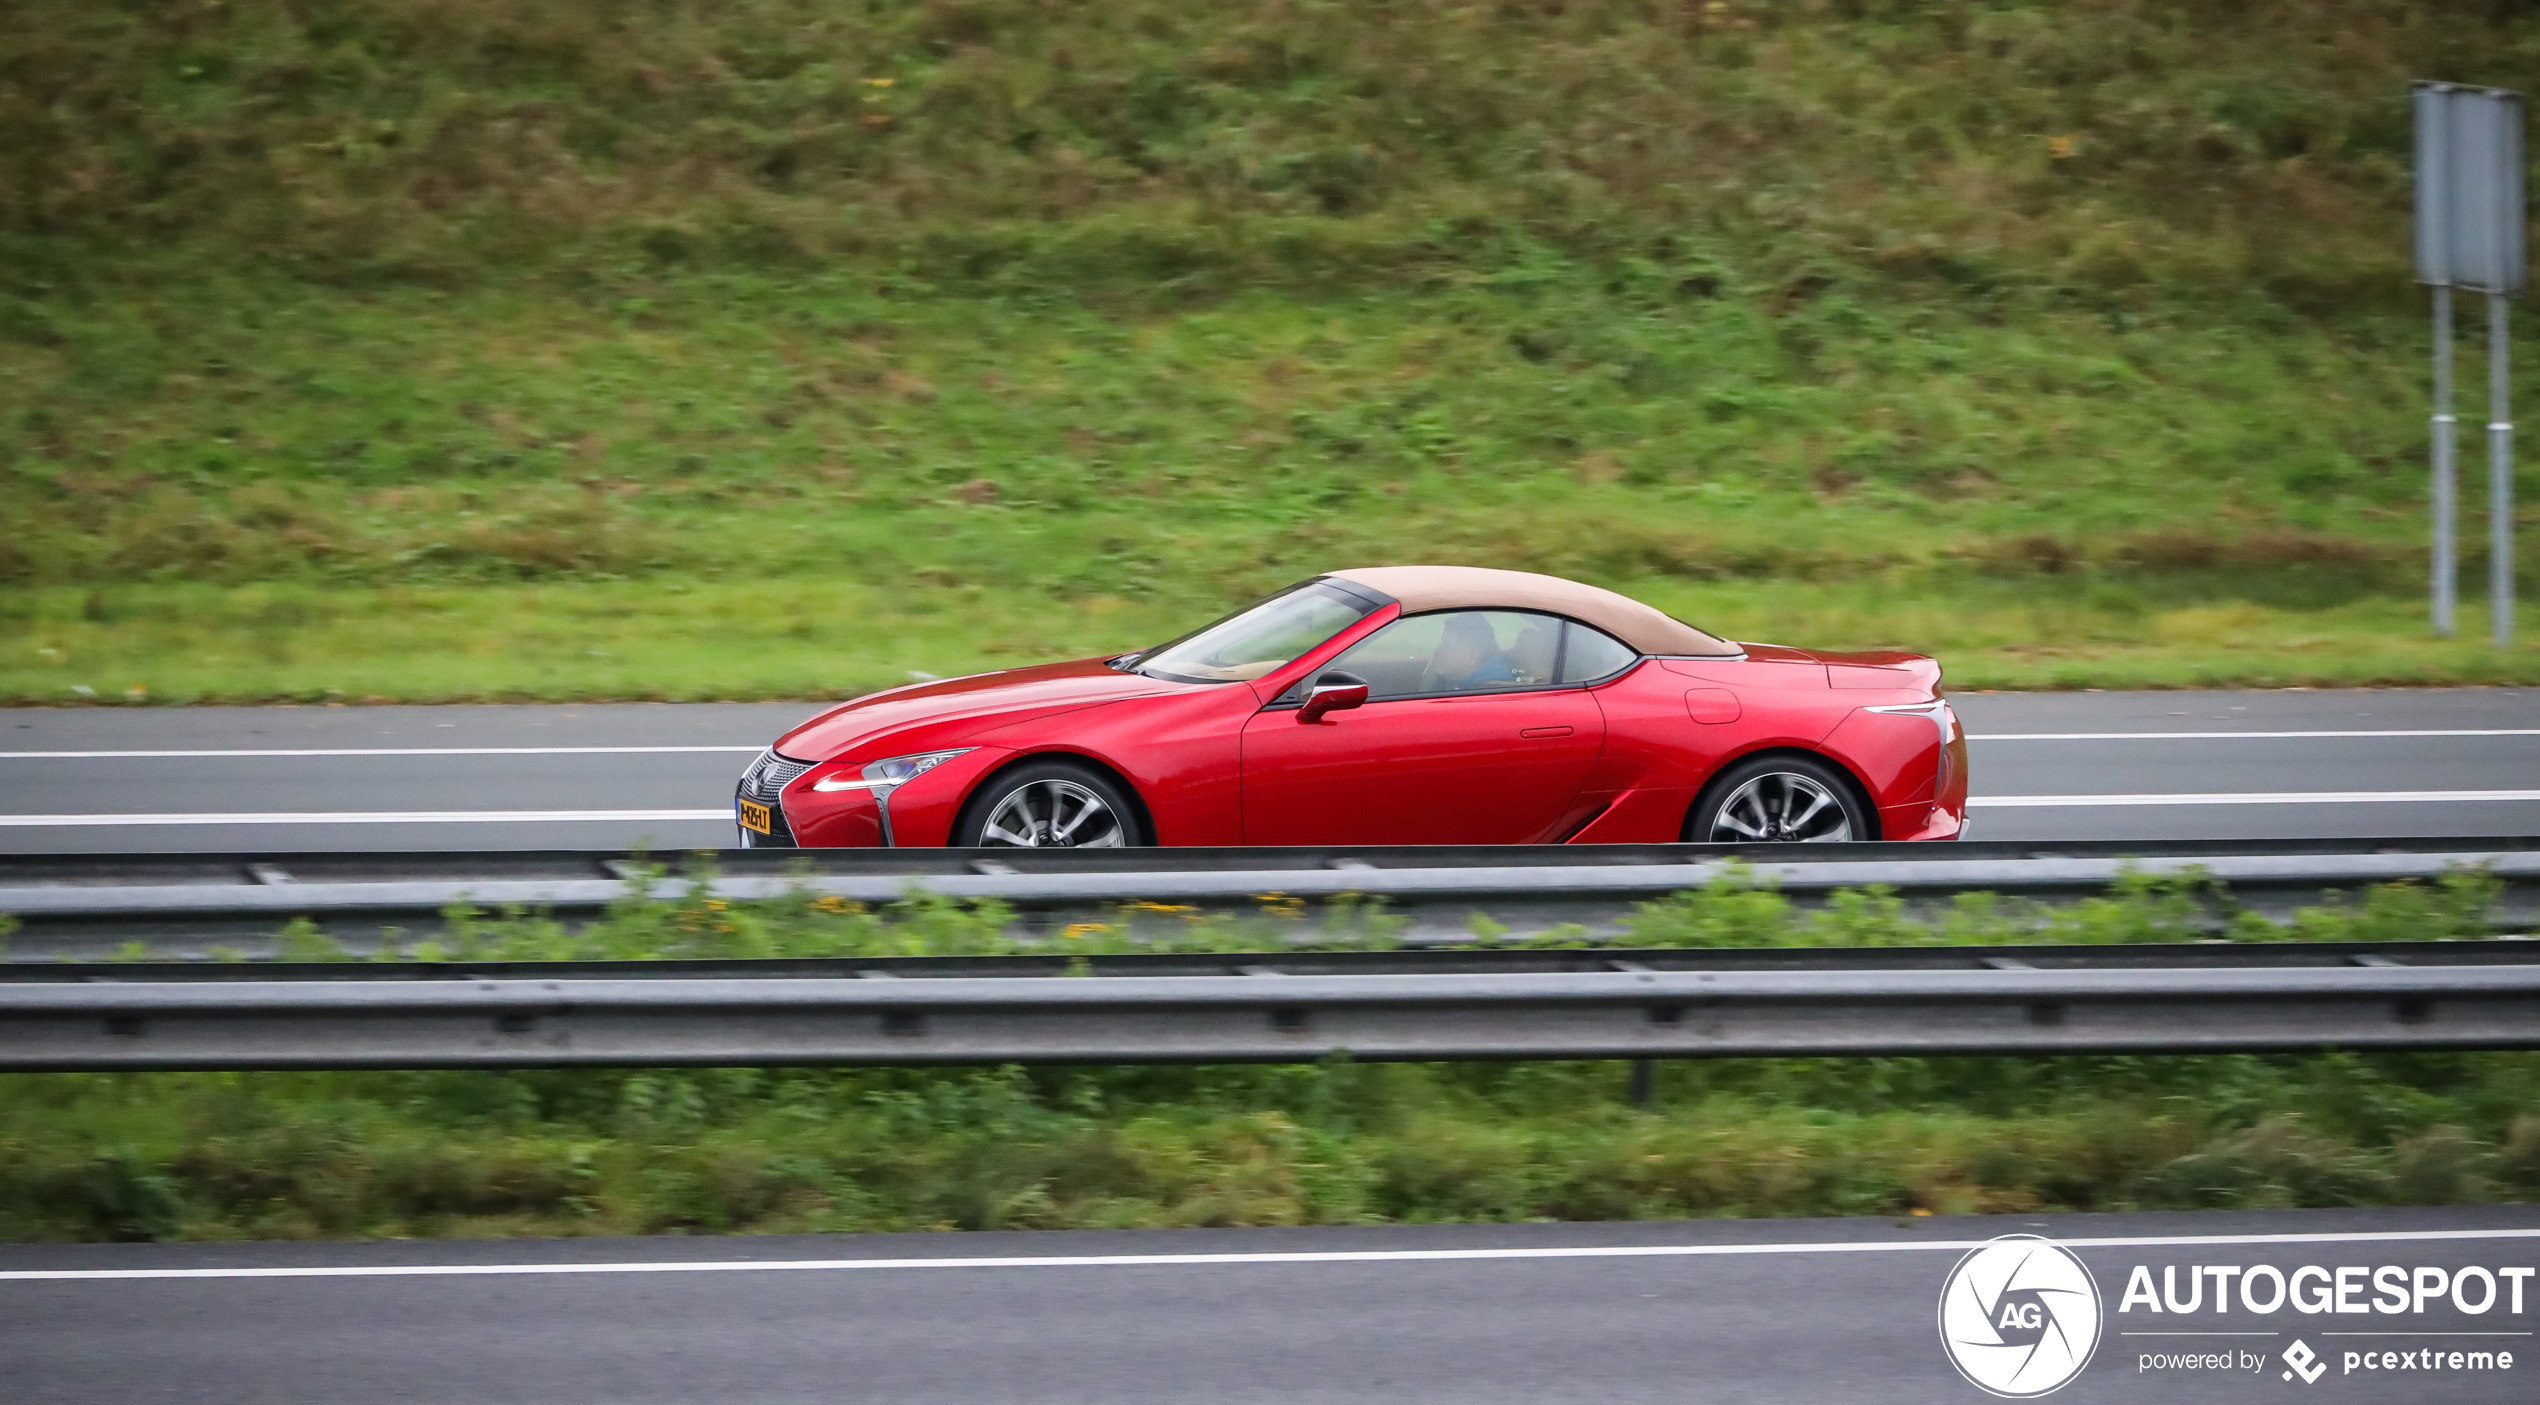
[1557,621,1639,683]
[1282,610,1564,702]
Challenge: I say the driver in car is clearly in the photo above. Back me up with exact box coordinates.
[1426,613,1517,692]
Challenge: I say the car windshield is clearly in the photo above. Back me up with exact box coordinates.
[1130,581,1384,684]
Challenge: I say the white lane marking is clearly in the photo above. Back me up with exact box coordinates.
[8,732,2531,757]
[10,794,2540,823]
[1970,790,2540,808]
[6,732,2530,756]
[11,792,2540,823]
[3,1227,2534,1283]
[0,747,765,759]
[0,810,733,827]
[1972,729,2540,741]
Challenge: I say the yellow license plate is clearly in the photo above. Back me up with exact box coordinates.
[737,798,772,834]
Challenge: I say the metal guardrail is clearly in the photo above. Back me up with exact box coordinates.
[10,938,2538,984]
[2,838,2536,959]
[9,851,2539,916]
[8,835,2538,887]
[3,946,2536,1070]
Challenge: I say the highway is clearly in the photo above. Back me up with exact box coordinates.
[1,687,2535,852]
[2,694,2535,1403]
[2,1207,2533,1403]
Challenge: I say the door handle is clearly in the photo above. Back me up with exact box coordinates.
[1518,726,1575,738]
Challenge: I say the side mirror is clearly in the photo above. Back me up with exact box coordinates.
[1297,671,1370,724]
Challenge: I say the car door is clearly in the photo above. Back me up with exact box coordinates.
[1239,610,1606,844]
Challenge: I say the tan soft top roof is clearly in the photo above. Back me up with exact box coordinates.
[1324,566,1739,658]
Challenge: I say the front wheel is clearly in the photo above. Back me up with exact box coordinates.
[953,760,1147,848]
[1685,755,1870,844]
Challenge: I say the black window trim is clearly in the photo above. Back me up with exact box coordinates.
[1263,608,1644,708]
[1314,576,1397,611]
[1551,616,1645,687]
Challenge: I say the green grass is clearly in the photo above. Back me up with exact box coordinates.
[9,1058,2532,1242]
[7,2,2540,698]
[14,0,2508,287]
[10,575,2540,705]
[3,866,2532,1242]
[3,270,2537,701]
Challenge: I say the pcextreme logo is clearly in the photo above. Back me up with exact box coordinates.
[1937,1235,2105,1398]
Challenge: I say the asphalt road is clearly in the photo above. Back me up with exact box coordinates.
[0,687,2535,852]
[2,1207,2533,1404]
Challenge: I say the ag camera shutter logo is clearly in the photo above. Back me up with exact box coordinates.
[1938,1235,2104,1397]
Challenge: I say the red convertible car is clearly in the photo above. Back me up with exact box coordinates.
[735,566,1967,848]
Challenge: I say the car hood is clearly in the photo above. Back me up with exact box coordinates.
[775,658,1182,761]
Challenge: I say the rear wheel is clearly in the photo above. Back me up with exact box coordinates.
[954,760,1147,848]
[1685,755,1869,844]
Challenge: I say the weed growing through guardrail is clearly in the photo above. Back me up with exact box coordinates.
[242,862,2505,965]
[0,867,2526,1243]
[1611,866,2507,949]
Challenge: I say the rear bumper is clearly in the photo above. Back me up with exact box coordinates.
[1882,801,1966,842]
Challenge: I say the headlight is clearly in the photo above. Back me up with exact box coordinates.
[863,748,972,784]
[811,748,974,792]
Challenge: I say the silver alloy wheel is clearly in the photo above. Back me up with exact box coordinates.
[978,778,1127,848]
[1706,771,1854,843]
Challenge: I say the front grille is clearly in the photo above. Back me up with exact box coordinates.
[737,749,815,803]
[735,748,813,847]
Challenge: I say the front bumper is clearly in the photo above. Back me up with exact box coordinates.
[733,745,1016,848]
[782,784,888,848]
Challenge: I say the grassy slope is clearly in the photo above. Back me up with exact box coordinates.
[4,1,2539,699]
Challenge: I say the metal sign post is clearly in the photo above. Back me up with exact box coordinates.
[2415,83,2525,647]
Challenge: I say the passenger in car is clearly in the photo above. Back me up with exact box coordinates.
[1506,619,1557,684]
[1428,613,1519,692]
